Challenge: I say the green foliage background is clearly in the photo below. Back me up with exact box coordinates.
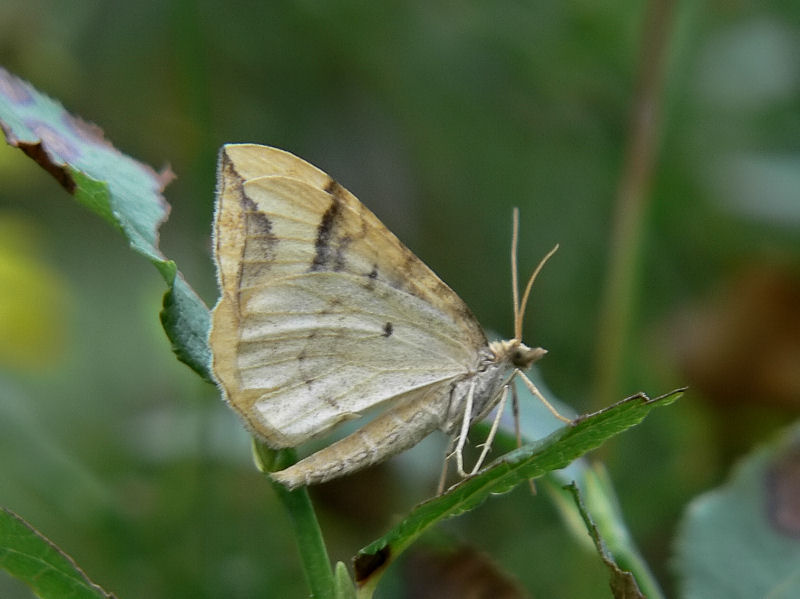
[1,1,799,597]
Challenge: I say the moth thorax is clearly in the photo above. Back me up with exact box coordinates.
[489,339,547,369]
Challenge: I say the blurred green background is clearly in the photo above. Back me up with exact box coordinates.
[1,1,799,597]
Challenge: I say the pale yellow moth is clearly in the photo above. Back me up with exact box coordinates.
[209,144,568,490]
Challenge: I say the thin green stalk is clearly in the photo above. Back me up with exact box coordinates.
[593,0,677,409]
[170,0,218,214]
[579,466,665,599]
[253,442,335,599]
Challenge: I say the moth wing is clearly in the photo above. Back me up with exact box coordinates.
[210,144,488,447]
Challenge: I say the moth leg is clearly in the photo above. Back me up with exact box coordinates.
[510,383,537,494]
[453,379,476,478]
[511,383,522,448]
[515,369,572,424]
[470,384,509,475]
[437,436,456,495]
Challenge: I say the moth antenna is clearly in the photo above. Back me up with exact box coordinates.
[516,243,559,341]
[511,208,521,340]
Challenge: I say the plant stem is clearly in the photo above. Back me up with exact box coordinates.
[564,481,664,599]
[253,442,335,599]
[592,0,677,409]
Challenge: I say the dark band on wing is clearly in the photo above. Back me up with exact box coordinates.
[311,177,367,272]
[311,184,341,270]
[240,194,278,285]
[311,179,349,271]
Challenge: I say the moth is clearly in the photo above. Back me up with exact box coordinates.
[209,144,568,490]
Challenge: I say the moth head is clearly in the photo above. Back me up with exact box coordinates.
[490,339,547,369]
[511,342,547,368]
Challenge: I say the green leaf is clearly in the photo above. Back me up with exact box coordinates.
[483,371,664,597]
[354,389,682,590]
[675,421,800,599]
[0,507,115,599]
[0,67,211,380]
[160,274,212,381]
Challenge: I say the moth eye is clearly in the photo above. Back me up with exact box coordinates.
[510,347,532,368]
